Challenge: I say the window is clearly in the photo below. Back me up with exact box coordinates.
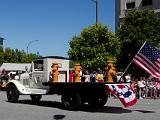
[126,0,135,9]
[156,12,160,18]
[0,37,4,46]
[33,60,43,71]
[142,0,152,6]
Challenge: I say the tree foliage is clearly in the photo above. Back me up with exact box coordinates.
[68,23,121,70]
[0,46,37,64]
[117,9,160,77]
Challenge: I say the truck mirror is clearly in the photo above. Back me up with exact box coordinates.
[25,66,29,72]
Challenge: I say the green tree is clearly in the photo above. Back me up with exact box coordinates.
[4,48,13,63]
[117,9,160,77]
[14,49,23,63]
[68,23,121,70]
[25,53,37,63]
[3,47,37,63]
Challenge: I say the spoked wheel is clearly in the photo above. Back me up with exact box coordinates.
[61,92,82,110]
[7,84,19,103]
[30,95,42,103]
[88,93,108,108]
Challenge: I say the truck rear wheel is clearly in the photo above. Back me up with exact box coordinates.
[61,92,82,110]
[88,93,108,108]
[30,95,42,103]
[7,84,19,103]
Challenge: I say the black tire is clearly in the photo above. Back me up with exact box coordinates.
[7,84,19,103]
[61,92,82,110]
[30,95,42,103]
[88,93,108,108]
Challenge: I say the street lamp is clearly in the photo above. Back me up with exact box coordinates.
[91,0,98,24]
[27,40,39,54]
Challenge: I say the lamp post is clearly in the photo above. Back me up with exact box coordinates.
[27,40,39,54]
[91,0,98,24]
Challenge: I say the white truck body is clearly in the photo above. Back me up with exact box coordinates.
[7,56,69,95]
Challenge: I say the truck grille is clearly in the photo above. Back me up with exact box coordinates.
[23,79,29,85]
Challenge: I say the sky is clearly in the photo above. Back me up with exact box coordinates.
[0,0,115,57]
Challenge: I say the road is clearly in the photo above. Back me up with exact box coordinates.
[0,91,160,120]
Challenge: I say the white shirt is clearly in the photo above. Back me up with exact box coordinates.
[84,75,90,82]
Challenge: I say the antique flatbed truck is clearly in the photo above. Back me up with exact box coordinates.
[6,56,111,110]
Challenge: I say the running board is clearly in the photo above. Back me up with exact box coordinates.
[21,88,48,95]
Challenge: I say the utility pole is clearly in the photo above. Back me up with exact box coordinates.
[91,0,98,24]
[96,0,98,24]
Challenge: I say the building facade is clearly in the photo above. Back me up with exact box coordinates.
[0,37,4,48]
[115,0,160,31]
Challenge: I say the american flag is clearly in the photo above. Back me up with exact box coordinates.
[105,84,137,107]
[132,42,160,79]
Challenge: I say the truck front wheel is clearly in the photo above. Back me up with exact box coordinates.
[61,92,82,110]
[7,84,19,103]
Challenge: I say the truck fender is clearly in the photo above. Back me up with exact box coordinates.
[7,80,26,94]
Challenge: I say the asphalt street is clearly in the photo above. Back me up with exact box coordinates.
[0,91,160,120]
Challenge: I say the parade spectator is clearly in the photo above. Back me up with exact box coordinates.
[155,79,160,98]
[84,71,90,82]
[130,77,135,89]
[69,70,74,82]
[156,79,160,91]
[133,79,139,97]
[80,71,85,82]
[103,71,107,82]
[131,78,137,94]
[0,69,2,83]
[137,77,146,99]
[0,69,9,82]
[116,72,123,82]
[142,77,148,98]
[125,74,131,83]
[146,78,156,98]
[96,70,104,83]
[0,69,9,88]
[90,71,96,83]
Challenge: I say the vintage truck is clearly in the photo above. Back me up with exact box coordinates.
[6,56,113,110]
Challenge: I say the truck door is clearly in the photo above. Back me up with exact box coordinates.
[30,59,46,89]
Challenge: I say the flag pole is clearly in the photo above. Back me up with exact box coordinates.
[121,41,147,79]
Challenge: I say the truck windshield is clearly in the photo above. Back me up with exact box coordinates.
[33,60,43,71]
